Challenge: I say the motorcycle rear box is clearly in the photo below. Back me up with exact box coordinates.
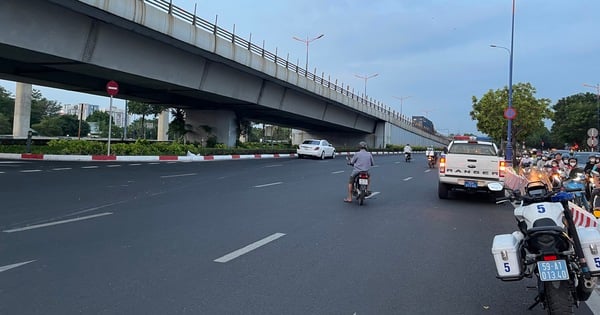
[491,233,523,279]
[577,227,600,274]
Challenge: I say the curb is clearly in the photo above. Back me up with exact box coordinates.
[0,151,407,162]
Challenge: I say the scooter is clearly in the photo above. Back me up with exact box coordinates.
[491,181,600,314]
[427,154,436,168]
[346,155,370,205]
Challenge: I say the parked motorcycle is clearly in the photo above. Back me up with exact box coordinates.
[491,181,600,314]
[346,155,370,205]
[404,152,411,162]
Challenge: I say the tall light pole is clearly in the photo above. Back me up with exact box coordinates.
[355,73,378,97]
[490,0,516,164]
[292,34,324,71]
[584,83,600,151]
[393,95,412,117]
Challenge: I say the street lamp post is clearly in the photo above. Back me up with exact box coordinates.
[393,95,412,117]
[584,83,600,151]
[354,73,379,98]
[490,0,516,164]
[292,34,324,71]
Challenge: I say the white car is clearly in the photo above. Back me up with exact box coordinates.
[297,139,336,159]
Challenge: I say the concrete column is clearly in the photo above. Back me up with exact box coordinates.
[12,82,32,137]
[185,110,237,147]
[157,109,169,141]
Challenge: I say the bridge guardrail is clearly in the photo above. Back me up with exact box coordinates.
[141,0,448,143]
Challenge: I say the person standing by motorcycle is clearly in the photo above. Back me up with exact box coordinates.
[345,141,375,203]
[584,154,597,173]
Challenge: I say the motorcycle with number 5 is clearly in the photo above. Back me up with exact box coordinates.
[490,181,600,314]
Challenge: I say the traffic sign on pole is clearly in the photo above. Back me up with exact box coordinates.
[503,107,517,120]
[106,80,119,96]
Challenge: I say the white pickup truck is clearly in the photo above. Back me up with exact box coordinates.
[438,136,506,199]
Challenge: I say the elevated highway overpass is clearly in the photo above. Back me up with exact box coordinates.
[0,0,449,148]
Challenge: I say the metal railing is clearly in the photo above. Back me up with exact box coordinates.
[145,0,430,135]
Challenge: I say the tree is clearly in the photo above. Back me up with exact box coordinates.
[32,115,90,137]
[470,82,552,149]
[127,101,168,139]
[31,89,62,125]
[86,111,120,137]
[0,113,11,134]
[551,93,597,150]
[167,108,190,142]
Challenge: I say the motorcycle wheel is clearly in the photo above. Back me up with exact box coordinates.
[543,281,574,314]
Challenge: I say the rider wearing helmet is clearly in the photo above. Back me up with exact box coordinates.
[584,155,597,173]
[345,141,374,203]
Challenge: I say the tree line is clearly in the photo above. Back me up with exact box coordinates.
[470,82,599,153]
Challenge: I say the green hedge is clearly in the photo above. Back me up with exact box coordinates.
[0,139,438,156]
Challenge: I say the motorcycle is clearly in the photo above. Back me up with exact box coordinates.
[404,152,411,162]
[562,168,591,211]
[491,181,600,314]
[346,155,370,205]
[427,154,436,168]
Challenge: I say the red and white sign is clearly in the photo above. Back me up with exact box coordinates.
[503,107,517,120]
[106,80,119,96]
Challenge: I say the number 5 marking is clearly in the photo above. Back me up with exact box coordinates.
[504,262,511,272]
[594,257,600,268]
[537,205,546,213]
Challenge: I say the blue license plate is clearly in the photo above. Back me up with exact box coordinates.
[537,260,569,281]
[464,181,477,188]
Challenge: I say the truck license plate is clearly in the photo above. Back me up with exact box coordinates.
[464,181,477,188]
[359,179,369,185]
[537,260,569,281]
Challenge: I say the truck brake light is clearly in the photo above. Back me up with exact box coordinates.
[499,160,506,177]
[439,157,446,173]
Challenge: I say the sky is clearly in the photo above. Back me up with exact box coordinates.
[2,0,600,135]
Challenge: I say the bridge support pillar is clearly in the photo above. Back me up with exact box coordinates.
[157,109,169,141]
[185,110,237,147]
[13,82,32,137]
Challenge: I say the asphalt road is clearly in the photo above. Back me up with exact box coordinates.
[0,155,597,314]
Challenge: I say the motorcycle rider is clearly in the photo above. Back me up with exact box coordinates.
[345,141,375,203]
[403,143,412,161]
[519,153,533,168]
[584,154,597,173]
[425,146,435,163]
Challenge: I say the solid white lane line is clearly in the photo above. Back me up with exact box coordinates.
[51,167,72,171]
[254,182,283,188]
[81,166,99,169]
[332,170,345,174]
[365,192,380,199]
[214,233,286,263]
[3,212,113,233]
[0,260,36,273]
[107,165,121,168]
[160,173,197,178]
[403,177,413,181]
[20,170,41,173]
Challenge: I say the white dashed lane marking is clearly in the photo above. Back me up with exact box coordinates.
[403,177,413,181]
[51,167,72,171]
[0,260,36,273]
[20,170,41,173]
[214,233,286,263]
[254,182,283,188]
[3,212,113,233]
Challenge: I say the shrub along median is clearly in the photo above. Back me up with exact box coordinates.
[0,139,431,156]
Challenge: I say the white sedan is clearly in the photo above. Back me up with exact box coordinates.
[296,139,336,159]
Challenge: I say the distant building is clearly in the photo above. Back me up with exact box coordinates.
[412,116,435,134]
[102,107,127,128]
[62,103,100,118]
